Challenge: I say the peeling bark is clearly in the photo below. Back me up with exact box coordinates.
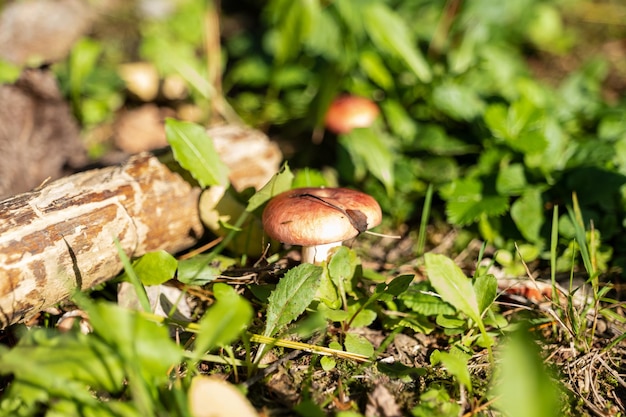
[0,153,203,327]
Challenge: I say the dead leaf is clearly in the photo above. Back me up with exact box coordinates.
[189,376,258,417]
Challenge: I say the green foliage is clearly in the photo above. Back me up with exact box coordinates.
[246,162,294,212]
[165,118,230,188]
[125,250,178,286]
[0,302,184,416]
[491,328,563,417]
[219,0,626,268]
[193,283,253,358]
[263,263,323,338]
[411,388,462,417]
[5,0,624,415]
[430,348,472,393]
[424,253,497,360]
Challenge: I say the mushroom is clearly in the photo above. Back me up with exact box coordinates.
[262,187,382,264]
[324,95,380,134]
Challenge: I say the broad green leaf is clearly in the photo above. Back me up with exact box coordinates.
[193,283,253,356]
[363,3,431,83]
[360,50,393,90]
[264,263,323,337]
[473,274,498,315]
[165,118,230,188]
[0,60,21,83]
[317,303,349,322]
[510,130,548,155]
[85,301,183,384]
[439,177,481,201]
[177,253,225,285]
[411,387,462,417]
[0,329,125,398]
[304,9,341,61]
[395,316,436,334]
[398,282,456,316]
[436,314,466,329]
[424,253,480,324]
[416,156,460,184]
[128,251,178,286]
[246,162,293,212]
[344,333,374,358]
[379,274,414,297]
[511,188,544,242]
[484,104,512,140]
[317,267,341,309]
[432,82,485,121]
[321,340,342,371]
[267,0,321,64]
[327,246,358,296]
[496,163,527,196]
[430,349,472,392]
[485,100,548,155]
[69,38,102,97]
[320,356,336,371]
[346,303,377,328]
[491,328,562,417]
[292,168,331,188]
[381,99,418,141]
[446,195,509,226]
[411,124,478,155]
[340,129,395,195]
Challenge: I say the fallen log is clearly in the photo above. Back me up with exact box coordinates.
[0,152,204,328]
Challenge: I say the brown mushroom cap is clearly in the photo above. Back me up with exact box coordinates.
[262,187,382,246]
[324,95,380,134]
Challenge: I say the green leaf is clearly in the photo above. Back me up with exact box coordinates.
[424,253,480,324]
[485,100,548,154]
[511,188,544,242]
[177,253,222,285]
[411,387,462,417]
[496,163,527,196]
[264,263,323,337]
[430,349,472,392]
[292,168,330,188]
[491,328,562,417]
[193,283,253,356]
[0,329,125,398]
[432,82,485,121]
[360,50,394,90]
[267,0,321,64]
[128,251,178,286]
[0,60,21,83]
[165,118,230,188]
[320,356,336,371]
[363,3,431,83]
[85,301,183,384]
[398,282,456,316]
[441,177,510,225]
[381,99,418,141]
[347,306,377,328]
[380,274,414,297]
[446,195,509,226]
[473,274,498,315]
[340,129,395,195]
[327,246,358,296]
[246,162,294,212]
[344,333,374,358]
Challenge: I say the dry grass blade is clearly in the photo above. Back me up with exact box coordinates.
[249,334,371,363]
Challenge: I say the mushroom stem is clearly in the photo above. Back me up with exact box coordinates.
[302,242,343,264]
